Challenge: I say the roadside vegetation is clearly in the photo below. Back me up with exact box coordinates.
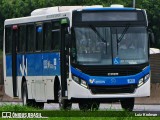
[0,0,160,50]
[0,104,159,120]
[0,50,2,59]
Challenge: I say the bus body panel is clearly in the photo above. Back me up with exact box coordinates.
[67,78,150,99]
[5,52,60,101]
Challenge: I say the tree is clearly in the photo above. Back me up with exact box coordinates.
[0,0,159,50]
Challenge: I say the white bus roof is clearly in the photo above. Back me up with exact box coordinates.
[31,6,103,16]
[4,5,144,26]
[5,11,70,26]
[5,5,103,26]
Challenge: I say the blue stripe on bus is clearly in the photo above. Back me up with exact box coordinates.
[6,52,60,77]
[83,7,136,11]
[71,66,150,86]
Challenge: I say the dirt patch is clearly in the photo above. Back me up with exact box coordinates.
[0,85,21,102]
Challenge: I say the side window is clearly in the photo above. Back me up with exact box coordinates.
[5,27,12,54]
[26,24,35,52]
[43,22,52,51]
[36,24,43,51]
[52,21,60,51]
[18,25,26,52]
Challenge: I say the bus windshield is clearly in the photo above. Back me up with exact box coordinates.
[72,26,148,65]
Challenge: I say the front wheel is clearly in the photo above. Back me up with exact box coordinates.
[79,102,100,111]
[120,98,134,111]
[33,102,44,109]
[58,87,72,110]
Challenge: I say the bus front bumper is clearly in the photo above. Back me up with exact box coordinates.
[67,78,150,99]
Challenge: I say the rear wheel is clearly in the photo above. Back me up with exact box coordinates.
[22,81,44,109]
[58,86,72,110]
[120,98,134,111]
[79,102,100,111]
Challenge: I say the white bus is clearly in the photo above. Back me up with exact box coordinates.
[3,5,152,111]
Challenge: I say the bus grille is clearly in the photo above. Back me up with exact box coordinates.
[89,84,137,94]
[72,63,148,76]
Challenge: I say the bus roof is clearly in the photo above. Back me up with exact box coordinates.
[82,7,136,11]
[5,11,70,26]
[4,5,144,26]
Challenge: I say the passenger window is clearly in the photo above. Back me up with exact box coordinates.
[26,24,35,52]
[43,22,52,51]
[19,25,26,52]
[5,27,12,54]
[52,21,60,51]
[36,25,43,51]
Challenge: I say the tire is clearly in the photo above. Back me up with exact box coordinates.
[120,98,134,111]
[22,81,44,109]
[79,102,100,111]
[22,82,32,106]
[58,86,72,110]
[33,102,44,109]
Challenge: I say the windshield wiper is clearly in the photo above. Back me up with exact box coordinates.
[89,25,106,43]
[117,24,130,43]
[116,24,130,55]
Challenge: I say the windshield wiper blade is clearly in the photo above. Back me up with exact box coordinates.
[118,24,130,43]
[89,25,106,43]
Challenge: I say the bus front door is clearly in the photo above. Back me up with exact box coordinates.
[60,19,69,98]
[12,25,18,97]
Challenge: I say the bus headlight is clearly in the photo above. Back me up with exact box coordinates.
[81,79,88,88]
[72,76,80,84]
[72,75,88,88]
[138,78,144,87]
[144,74,150,81]
[138,74,150,87]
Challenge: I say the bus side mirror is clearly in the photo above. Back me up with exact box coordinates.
[65,34,71,47]
[148,29,155,45]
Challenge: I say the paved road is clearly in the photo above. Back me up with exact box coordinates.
[44,103,160,111]
[1,102,160,111]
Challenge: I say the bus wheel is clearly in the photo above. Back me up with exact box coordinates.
[58,86,72,110]
[22,82,31,106]
[79,102,100,111]
[33,102,44,109]
[120,98,134,111]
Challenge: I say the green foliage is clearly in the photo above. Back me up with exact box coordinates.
[0,104,39,111]
[0,0,159,49]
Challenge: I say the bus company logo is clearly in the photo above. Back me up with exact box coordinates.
[20,55,27,76]
[89,79,95,84]
[111,78,116,84]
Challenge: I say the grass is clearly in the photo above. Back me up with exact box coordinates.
[0,104,159,120]
[0,104,39,111]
